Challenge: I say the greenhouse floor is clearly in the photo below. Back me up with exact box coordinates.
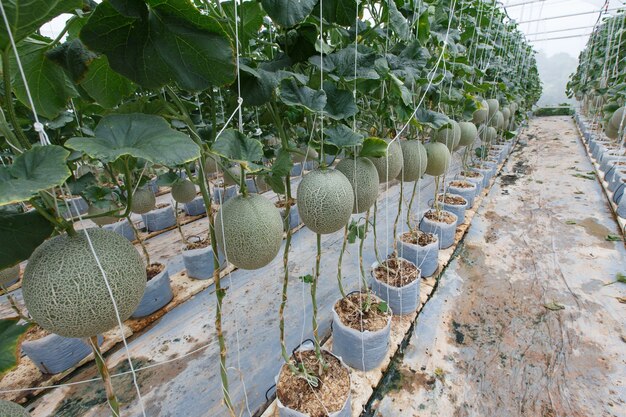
[371,116,626,417]
[22,116,626,417]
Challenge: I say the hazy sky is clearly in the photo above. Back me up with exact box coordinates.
[505,0,626,59]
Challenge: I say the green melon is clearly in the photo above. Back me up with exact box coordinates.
[130,188,156,214]
[605,123,619,139]
[292,145,319,163]
[367,139,403,183]
[397,141,427,182]
[223,165,242,186]
[501,107,511,120]
[297,169,354,234]
[487,99,499,118]
[610,106,626,130]
[0,264,20,287]
[489,111,504,130]
[472,100,489,124]
[88,204,119,226]
[424,142,451,177]
[203,154,220,175]
[479,125,498,143]
[458,122,478,147]
[214,194,283,270]
[510,102,518,115]
[336,157,379,213]
[0,400,30,417]
[171,179,197,204]
[433,120,461,152]
[22,229,146,338]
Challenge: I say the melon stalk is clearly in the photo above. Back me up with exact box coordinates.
[89,336,120,417]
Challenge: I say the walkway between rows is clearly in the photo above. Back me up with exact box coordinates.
[373,116,626,417]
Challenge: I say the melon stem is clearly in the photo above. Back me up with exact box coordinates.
[174,201,187,244]
[312,233,326,369]
[89,335,120,417]
[127,219,150,266]
[372,200,382,264]
[359,211,373,310]
[406,179,419,230]
[336,225,349,298]
[392,179,403,254]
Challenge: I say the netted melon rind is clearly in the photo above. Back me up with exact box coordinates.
[336,157,379,213]
[131,188,156,215]
[0,400,31,417]
[297,169,354,234]
[424,142,451,176]
[610,106,626,130]
[215,194,283,270]
[171,179,197,204]
[367,139,403,183]
[397,141,428,182]
[458,122,478,147]
[473,100,489,124]
[22,229,146,338]
[433,120,461,151]
[487,99,499,118]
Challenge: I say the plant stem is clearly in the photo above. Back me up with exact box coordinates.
[406,179,419,230]
[0,288,32,323]
[434,175,441,217]
[174,201,187,244]
[372,200,382,263]
[89,336,120,417]
[336,225,349,298]
[2,49,31,150]
[312,233,325,367]
[128,218,151,266]
[359,211,372,308]
[392,180,403,254]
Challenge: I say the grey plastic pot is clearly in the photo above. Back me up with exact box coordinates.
[102,218,136,241]
[303,160,318,171]
[461,172,485,194]
[131,264,173,318]
[331,296,391,371]
[290,163,303,177]
[419,210,458,249]
[141,205,176,232]
[617,196,626,218]
[184,196,207,216]
[182,244,226,280]
[22,334,103,375]
[397,233,439,277]
[212,185,237,204]
[614,182,625,204]
[447,181,477,208]
[607,170,626,192]
[370,260,420,315]
[470,167,492,188]
[438,193,468,224]
[275,342,351,417]
[280,203,301,231]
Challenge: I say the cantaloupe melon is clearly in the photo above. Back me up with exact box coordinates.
[489,111,505,130]
[336,157,379,213]
[367,139,403,183]
[433,120,461,152]
[171,179,197,204]
[397,141,428,182]
[610,106,626,130]
[214,194,283,270]
[223,165,242,186]
[605,123,619,139]
[22,229,146,338]
[0,400,30,417]
[88,204,119,226]
[292,145,319,163]
[458,122,478,147]
[203,154,220,175]
[130,188,156,214]
[479,125,498,142]
[473,100,489,124]
[424,142,451,176]
[0,264,20,287]
[487,99,499,118]
[297,169,354,234]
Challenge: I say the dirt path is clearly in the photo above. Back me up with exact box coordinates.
[371,116,626,417]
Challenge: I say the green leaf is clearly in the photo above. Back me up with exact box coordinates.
[212,129,263,164]
[315,0,358,26]
[387,0,410,40]
[11,37,78,119]
[65,114,200,166]
[0,318,31,378]
[0,210,55,269]
[271,149,294,177]
[279,78,326,112]
[299,274,314,284]
[80,56,136,108]
[67,172,97,196]
[616,272,626,284]
[238,64,278,107]
[0,0,82,50]
[377,301,389,313]
[323,81,357,120]
[359,137,388,158]
[389,73,412,107]
[417,10,430,45]
[221,0,264,49]
[324,125,364,149]
[261,0,317,27]
[571,173,595,180]
[0,146,71,206]
[605,234,622,242]
[565,220,577,225]
[414,109,450,130]
[46,38,97,83]
[80,0,236,90]
[544,301,565,311]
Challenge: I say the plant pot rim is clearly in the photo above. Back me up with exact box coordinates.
[370,259,421,289]
[397,232,439,247]
[423,209,458,224]
[331,295,393,336]
[437,193,468,207]
[448,181,477,190]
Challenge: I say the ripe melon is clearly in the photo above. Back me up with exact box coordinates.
[473,100,489,124]
[130,188,156,214]
[487,99,499,118]
[336,157,379,213]
[88,204,119,226]
[0,400,30,417]
[171,179,196,204]
[479,125,498,142]
[424,142,451,176]
[501,107,511,120]
[0,264,20,287]
[214,194,283,270]
[397,141,427,182]
[510,102,518,115]
[605,123,619,139]
[292,145,319,163]
[223,165,242,186]
[203,154,220,175]
[610,106,626,130]
[22,229,146,338]
[297,169,354,234]
[433,120,461,152]
[458,122,478,147]
[489,111,504,130]
[367,139,403,183]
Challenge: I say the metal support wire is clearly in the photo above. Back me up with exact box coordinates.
[518,7,622,24]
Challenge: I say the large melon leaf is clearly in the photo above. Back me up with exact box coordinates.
[0,210,54,269]
[65,114,201,166]
[212,129,264,166]
[0,318,31,379]
[0,146,71,206]
[261,0,317,27]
